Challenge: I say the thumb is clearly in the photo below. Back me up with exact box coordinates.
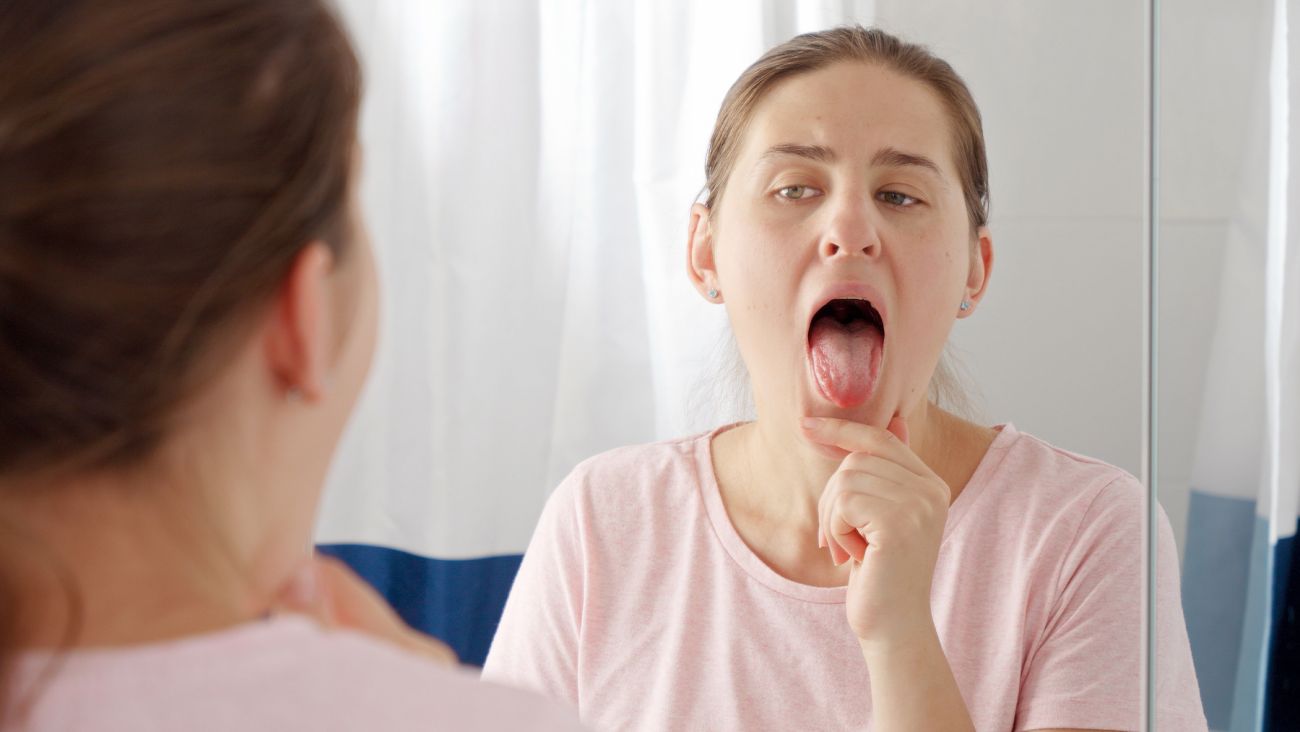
[886,413,910,446]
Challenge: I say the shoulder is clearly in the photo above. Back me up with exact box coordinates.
[563,431,708,490]
[545,430,713,525]
[989,425,1144,519]
[292,622,582,727]
[15,617,585,731]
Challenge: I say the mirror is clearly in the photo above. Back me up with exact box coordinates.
[316,0,1173,728]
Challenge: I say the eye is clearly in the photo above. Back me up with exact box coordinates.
[776,185,822,201]
[878,190,919,207]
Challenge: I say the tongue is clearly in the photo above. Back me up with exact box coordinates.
[808,317,882,408]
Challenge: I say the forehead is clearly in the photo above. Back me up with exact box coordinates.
[740,61,957,177]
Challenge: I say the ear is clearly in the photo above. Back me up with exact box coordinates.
[264,242,337,401]
[959,226,994,318]
[687,203,722,302]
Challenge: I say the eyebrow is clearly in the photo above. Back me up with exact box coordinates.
[758,143,836,163]
[758,143,945,180]
[871,147,944,178]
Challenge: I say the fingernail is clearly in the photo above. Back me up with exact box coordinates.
[818,531,825,549]
[284,562,322,607]
[801,417,821,430]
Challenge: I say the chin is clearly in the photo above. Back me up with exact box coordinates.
[798,375,893,427]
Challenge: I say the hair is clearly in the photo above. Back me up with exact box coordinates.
[704,25,989,231]
[700,25,988,414]
[0,0,361,714]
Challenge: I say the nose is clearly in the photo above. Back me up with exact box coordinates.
[819,194,881,260]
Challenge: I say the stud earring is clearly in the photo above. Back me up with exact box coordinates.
[707,288,719,300]
[959,300,971,312]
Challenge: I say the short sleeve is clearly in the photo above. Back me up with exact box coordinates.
[481,468,586,709]
[1015,476,1208,732]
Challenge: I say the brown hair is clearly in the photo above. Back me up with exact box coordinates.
[703,25,990,232]
[0,0,361,713]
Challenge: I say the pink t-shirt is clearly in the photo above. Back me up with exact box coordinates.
[5,614,584,731]
[482,424,1208,731]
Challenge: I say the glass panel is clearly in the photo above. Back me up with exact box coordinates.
[1157,0,1295,728]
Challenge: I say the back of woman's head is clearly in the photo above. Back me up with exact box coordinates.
[0,1,360,712]
[0,0,362,478]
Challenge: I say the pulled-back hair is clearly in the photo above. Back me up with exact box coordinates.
[704,26,989,232]
[0,0,361,714]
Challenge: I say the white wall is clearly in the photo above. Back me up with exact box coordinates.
[1153,0,1267,559]
[880,1,1266,560]
[875,2,1147,476]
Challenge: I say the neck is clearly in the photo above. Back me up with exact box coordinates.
[0,463,280,651]
[733,400,964,527]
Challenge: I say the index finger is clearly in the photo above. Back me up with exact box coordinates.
[799,416,926,474]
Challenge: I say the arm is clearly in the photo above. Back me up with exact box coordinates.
[480,472,586,708]
[1015,478,1206,732]
[805,416,974,731]
[859,624,974,731]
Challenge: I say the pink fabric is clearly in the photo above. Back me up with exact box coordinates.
[482,424,1208,731]
[6,614,584,731]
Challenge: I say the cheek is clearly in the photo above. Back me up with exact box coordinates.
[721,202,818,273]
[900,223,968,288]
[892,235,966,343]
[715,222,802,301]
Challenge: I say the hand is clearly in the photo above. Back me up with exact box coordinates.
[274,554,458,666]
[802,415,951,645]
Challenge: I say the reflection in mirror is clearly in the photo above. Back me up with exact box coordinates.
[1158,0,1299,729]
[315,2,1212,729]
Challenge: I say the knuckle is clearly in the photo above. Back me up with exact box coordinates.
[834,468,862,491]
[834,490,856,514]
[843,452,867,472]
[826,471,848,496]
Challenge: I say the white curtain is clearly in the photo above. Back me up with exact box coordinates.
[1179,0,1300,728]
[316,0,874,561]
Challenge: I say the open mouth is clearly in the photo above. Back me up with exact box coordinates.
[806,298,885,409]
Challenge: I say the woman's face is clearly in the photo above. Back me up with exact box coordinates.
[691,61,992,429]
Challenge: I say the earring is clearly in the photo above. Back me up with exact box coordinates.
[959,300,971,312]
[707,288,719,300]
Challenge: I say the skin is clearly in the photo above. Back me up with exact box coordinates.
[1,190,452,664]
[687,61,1113,732]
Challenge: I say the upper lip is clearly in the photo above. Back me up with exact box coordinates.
[805,282,889,339]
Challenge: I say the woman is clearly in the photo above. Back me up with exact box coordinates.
[483,27,1208,731]
[0,1,582,729]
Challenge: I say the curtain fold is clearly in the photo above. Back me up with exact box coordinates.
[1180,1,1300,728]
[315,0,873,665]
